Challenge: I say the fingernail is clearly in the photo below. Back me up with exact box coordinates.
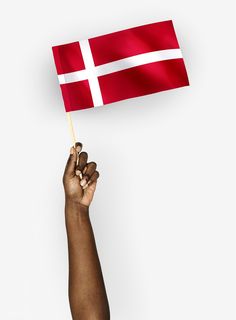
[75,169,81,176]
[70,147,74,155]
[83,181,91,189]
[80,178,87,187]
[83,166,87,174]
[75,142,82,153]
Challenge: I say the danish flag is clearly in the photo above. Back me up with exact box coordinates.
[52,20,189,112]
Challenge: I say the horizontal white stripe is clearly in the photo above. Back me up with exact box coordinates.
[58,48,182,85]
[58,69,87,84]
[79,39,104,107]
[95,49,182,76]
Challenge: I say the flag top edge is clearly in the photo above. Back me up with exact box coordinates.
[51,19,174,49]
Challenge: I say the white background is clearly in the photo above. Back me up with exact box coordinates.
[0,0,235,319]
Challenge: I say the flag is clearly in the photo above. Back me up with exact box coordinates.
[52,20,189,112]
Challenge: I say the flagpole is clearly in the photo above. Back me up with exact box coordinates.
[66,112,77,147]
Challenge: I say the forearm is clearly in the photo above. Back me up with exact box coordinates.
[65,199,110,320]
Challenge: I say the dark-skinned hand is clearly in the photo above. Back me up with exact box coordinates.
[63,142,99,207]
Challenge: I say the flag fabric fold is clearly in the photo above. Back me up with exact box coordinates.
[52,20,189,112]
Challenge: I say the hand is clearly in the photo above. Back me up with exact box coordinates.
[63,142,99,208]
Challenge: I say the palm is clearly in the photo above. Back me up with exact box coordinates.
[65,175,96,207]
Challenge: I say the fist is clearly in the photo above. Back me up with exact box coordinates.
[63,142,99,207]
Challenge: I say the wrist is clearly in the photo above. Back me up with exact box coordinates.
[65,199,91,241]
[65,197,89,215]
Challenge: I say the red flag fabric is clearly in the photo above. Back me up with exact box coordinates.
[52,20,189,112]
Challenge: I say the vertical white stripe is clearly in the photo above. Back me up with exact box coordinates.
[79,39,104,107]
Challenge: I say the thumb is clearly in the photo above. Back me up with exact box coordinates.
[64,147,77,177]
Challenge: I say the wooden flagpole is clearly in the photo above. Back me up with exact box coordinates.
[66,112,77,147]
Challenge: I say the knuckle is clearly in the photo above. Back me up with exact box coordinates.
[89,161,97,169]
[80,151,88,158]
[75,142,83,148]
